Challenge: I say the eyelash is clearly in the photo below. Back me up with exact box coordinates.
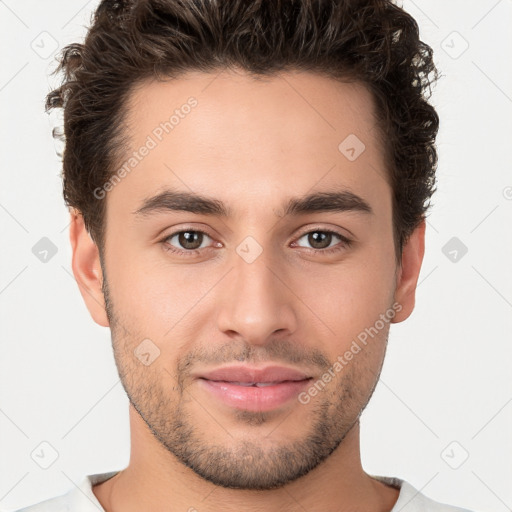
[161,228,352,257]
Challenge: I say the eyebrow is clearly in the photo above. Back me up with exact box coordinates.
[132,188,373,219]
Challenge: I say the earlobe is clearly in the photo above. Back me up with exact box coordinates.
[69,209,110,327]
[391,219,426,324]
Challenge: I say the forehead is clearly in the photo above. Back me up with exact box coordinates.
[109,69,390,217]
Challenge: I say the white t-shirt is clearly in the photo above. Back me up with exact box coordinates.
[13,471,475,512]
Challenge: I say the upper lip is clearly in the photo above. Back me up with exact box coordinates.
[195,365,312,383]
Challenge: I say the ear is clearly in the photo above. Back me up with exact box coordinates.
[391,219,426,323]
[69,209,109,327]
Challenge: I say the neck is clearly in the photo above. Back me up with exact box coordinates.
[92,405,399,512]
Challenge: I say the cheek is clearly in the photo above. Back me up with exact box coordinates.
[105,245,191,324]
[105,220,397,352]
[105,253,222,364]
[292,253,396,344]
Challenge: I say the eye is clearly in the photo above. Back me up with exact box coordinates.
[163,229,216,255]
[160,227,352,258]
[293,229,352,254]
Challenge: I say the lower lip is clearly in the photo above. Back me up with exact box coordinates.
[198,378,311,412]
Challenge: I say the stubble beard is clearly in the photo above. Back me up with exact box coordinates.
[102,274,386,490]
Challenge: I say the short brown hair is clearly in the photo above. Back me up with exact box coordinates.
[47,0,439,262]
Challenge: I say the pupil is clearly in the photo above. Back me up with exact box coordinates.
[310,232,331,249]
[180,231,202,249]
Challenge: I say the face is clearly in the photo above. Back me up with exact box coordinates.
[92,69,406,489]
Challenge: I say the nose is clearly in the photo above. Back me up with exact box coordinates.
[215,244,298,346]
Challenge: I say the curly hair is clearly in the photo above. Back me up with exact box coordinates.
[46,0,439,263]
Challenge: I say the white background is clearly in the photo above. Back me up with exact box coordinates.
[0,1,511,511]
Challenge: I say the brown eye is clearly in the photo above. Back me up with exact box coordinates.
[293,229,352,254]
[166,230,211,251]
[179,231,203,250]
[307,231,333,249]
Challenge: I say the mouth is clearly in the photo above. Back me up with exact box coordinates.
[194,365,313,412]
[215,381,297,387]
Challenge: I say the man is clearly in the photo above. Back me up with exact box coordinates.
[17,0,475,510]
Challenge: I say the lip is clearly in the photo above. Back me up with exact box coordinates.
[196,365,311,383]
[194,365,313,412]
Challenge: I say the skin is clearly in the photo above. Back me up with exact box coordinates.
[69,68,425,512]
